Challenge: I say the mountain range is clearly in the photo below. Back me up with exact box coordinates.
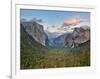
[20,21,90,48]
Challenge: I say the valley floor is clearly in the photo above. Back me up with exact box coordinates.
[21,43,90,69]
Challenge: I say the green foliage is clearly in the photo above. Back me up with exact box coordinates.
[20,25,90,69]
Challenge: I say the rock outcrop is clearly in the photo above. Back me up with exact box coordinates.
[64,27,90,48]
[21,22,48,46]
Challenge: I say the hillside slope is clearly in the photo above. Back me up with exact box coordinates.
[20,24,47,69]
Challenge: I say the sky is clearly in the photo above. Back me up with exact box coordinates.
[20,9,90,28]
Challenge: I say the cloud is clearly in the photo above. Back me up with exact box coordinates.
[63,17,81,26]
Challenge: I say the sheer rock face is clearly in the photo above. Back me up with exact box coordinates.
[21,22,48,46]
[64,27,90,48]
